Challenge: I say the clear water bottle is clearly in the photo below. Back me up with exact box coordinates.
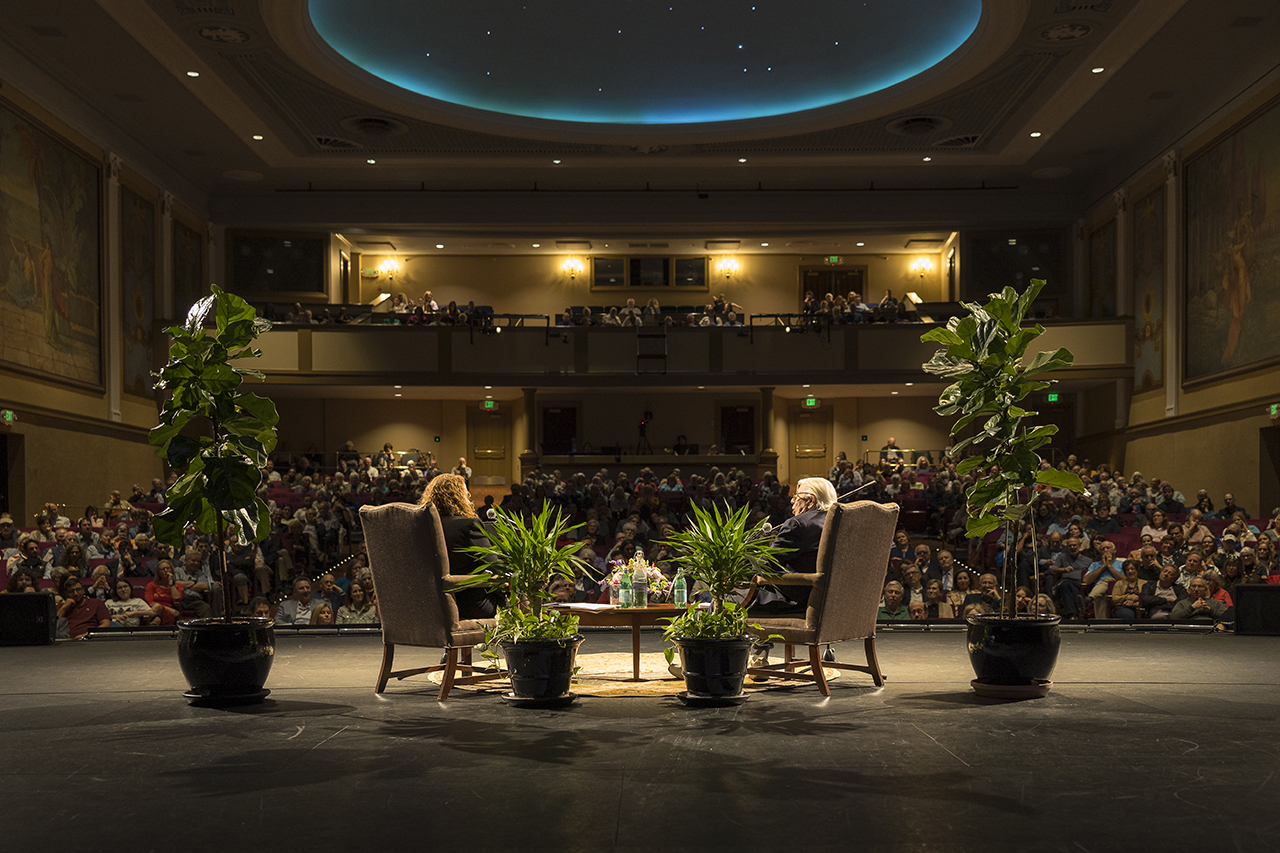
[631,563,648,609]
[618,575,633,609]
[673,572,688,609]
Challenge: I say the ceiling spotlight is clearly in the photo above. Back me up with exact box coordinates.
[802,384,811,388]
[1030,132,1043,138]
[484,385,492,389]
[738,158,747,163]
[552,159,562,164]
[394,393,402,397]
[760,242,769,247]
[905,382,914,387]
[252,134,264,141]
[186,71,200,77]
[891,391,899,395]
[366,159,376,164]
[922,156,932,162]
[1092,66,1105,73]
[485,396,493,399]
[856,242,865,247]
[531,243,540,248]
[394,385,402,389]
[435,244,445,249]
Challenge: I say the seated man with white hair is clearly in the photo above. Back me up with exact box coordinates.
[746,477,842,676]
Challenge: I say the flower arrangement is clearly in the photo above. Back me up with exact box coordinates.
[601,554,672,601]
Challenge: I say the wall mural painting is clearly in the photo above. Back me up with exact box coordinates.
[0,98,102,388]
[1132,186,1165,391]
[120,186,156,398]
[172,219,204,321]
[1186,98,1280,382]
[1087,219,1116,318]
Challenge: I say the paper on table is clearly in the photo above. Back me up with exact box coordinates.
[542,602,620,612]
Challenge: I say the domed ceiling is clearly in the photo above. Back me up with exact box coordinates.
[308,0,984,126]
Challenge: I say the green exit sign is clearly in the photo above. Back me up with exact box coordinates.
[482,400,496,410]
[1047,393,1059,403]
[1271,402,1279,418]
[803,397,819,408]
[0,409,13,423]
[824,255,842,266]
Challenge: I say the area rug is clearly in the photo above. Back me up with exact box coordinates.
[429,652,840,698]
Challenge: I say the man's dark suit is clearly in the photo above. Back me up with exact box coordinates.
[439,515,503,619]
[757,508,827,613]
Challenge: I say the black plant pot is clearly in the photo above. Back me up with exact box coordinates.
[675,637,753,701]
[176,617,275,705]
[500,634,584,703]
[966,614,1061,698]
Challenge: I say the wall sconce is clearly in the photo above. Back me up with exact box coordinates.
[717,256,739,278]
[563,257,584,279]
[378,258,399,280]
[910,257,933,278]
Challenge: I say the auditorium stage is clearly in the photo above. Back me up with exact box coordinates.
[3,629,1276,852]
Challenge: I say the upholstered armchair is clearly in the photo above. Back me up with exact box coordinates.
[746,500,900,695]
[359,502,504,700]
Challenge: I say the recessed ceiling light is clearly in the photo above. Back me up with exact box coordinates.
[394,393,402,397]
[760,242,769,247]
[552,159,561,164]
[435,244,444,249]
[1030,132,1043,138]
[1092,66,1105,73]
[905,382,914,387]
[856,242,865,246]
[891,391,899,395]
[738,158,747,163]
[252,134,264,141]
[366,159,376,164]
[394,385,402,389]
[802,384,810,388]
[484,386,492,389]
[485,395,493,399]
[186,71,200,77]
[922,156,932,162]
[697,386,705,390]
[531,243,540,248]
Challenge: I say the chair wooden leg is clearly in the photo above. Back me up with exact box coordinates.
[438,647,459,701]
[375,643,394,693]
[864,636,885,687]
[808,644,830,696]
[784,643,796,671]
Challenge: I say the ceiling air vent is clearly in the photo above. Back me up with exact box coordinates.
[339,116,409,138]
[314,136,361,150]
[933,134,981,148]
[1054,2,1111,12]
[885,115,953,137]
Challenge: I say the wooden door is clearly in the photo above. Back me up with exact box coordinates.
[467,406,509,484]
[541,406,577,455]
[790,405,832,483]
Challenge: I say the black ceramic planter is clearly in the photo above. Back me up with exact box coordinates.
[500,634,584,703]
[966,614,1061,698]
[675,637,753,700]
[176,617,275,705]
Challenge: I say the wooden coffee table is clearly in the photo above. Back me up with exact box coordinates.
[550,603,681,681]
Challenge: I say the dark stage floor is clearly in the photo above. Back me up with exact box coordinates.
[3,628,1278,852]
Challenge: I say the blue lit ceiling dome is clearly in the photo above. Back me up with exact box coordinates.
[307,0,985,129]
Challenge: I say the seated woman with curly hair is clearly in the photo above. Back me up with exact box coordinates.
[417,473,505,619]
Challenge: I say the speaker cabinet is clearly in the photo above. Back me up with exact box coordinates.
[1234,584,1280,636]
[0,592,57,646]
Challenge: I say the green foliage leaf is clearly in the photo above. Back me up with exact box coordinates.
[955,456,986,475]
[202,452,259,512]
[1024,346,1075,378]
[165,434,211,469]
[920,327,964,347]
[662,602,749,642]
[965,514,1005,539]
[923,351,975,378]
[662,502,787,616]
[1035,468,1086,493]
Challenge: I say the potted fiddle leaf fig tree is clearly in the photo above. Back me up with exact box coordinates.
[149,285,279,705]
[463,504,592,706]
[661,502,788,704]
[921,278,1084,699]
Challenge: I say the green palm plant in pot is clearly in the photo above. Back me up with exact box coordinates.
[920,278,1084,698]
[661,502,790,702]
[148,285,279,704]
[461,504,592,705]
